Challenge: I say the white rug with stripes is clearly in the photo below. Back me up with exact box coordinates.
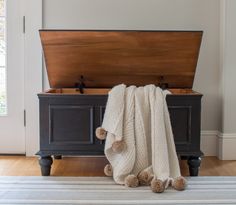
[0,176,236,204]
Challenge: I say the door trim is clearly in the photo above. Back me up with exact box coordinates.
[24,0,43,156]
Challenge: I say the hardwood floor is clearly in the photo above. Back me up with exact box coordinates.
[0,156,236,176]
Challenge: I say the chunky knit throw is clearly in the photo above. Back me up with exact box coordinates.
[101,84,184,190]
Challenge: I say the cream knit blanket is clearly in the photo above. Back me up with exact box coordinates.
[102,84,182,188]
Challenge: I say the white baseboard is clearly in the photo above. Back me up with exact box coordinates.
[201,131,236,160]
[218,133,236,160]
[201,131,218,157]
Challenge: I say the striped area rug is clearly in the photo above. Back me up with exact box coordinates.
[0,176,236,204]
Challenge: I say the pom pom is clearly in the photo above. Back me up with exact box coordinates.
[124,175,139,188]
[95,127,107,140]
[137,170,153,186]
[112,140,126,153]
[150,178,165,193]
[172,176,187,191]
[104,164,113,177]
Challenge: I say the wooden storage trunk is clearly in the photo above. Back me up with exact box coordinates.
[37,30,203,176]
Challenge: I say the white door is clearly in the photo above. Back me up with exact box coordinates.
[0,0,25,154]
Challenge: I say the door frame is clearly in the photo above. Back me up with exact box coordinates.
[24,0,43,156]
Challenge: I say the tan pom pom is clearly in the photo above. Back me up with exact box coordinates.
[104,164,113,177]
[124,175,139,188]
[112,140,126,153]
[95,127,107,140]
[150,178,165,193]
[137,170,153,186]
[172,176,187,191]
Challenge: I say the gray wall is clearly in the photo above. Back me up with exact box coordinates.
[42,0,221,131]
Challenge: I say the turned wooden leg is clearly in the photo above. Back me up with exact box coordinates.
[39,156,53,176]
[187,156,201,176]
[54,155,62,160]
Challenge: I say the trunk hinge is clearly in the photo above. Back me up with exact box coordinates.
[75,75,86,94]
[158,76,169,90]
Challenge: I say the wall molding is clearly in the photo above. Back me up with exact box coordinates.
[201,130,219,157]
[218,132,236,160]
[201,130,236,160]
[218,133,236,139]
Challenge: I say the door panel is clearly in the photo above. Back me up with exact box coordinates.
[0,0,25,154]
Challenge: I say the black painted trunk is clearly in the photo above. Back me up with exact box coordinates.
[37,93,203,176]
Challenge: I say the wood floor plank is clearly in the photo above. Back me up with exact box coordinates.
[0,156,235,176]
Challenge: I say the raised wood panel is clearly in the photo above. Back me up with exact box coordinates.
[169,106,192,145]
[40,30,203,89]
[49,105,94,145]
